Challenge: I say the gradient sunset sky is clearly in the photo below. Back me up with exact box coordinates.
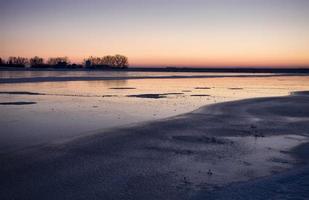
[1,0,309,67]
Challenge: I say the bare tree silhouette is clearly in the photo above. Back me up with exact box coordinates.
[84,57,101,66]
[30,56,44,66]
[84,55,129,68]
[114,55,129,68]
[0,55,129,69]
[0,58,4,65]
[47,57,70,66]
[101,55,115,66]
[8,57,29,66]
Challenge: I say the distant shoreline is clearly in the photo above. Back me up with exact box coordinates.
[1,66,309,74]
[1,73,309,84]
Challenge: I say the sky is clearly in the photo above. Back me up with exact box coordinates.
[1,0,309,67]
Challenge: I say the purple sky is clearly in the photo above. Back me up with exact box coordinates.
[1,0,309,67]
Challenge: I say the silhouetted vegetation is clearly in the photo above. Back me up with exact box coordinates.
[0,58,4,65]
[47,57,70,67]
[6,57,29,68]
[84,55,129,69]
[30,56,44,66]
[0,55,130,69]
[8,57,29,65]
[114,55,129,68]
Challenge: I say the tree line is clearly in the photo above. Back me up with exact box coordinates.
[84,55,128,68]
[0,55,129,69]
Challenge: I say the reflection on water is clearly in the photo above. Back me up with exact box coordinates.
[0,70,273,79]
[0,73,309,152]
[86,80,128,88]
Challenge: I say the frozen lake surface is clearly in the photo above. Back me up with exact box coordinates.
[0,71,309,152]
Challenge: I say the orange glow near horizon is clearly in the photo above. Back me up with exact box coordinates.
[1,0,309,68]
[2,39,309,67]
[2,25,309,67]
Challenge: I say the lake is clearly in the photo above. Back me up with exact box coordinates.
[0,70,308,152]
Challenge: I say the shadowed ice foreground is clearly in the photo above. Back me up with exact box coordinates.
[1,91,309,200]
